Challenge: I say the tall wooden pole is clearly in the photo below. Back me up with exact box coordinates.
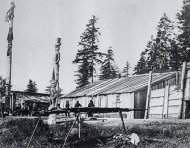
[54,38,61,107]
[144,71,153,119]
[47,38,61,124]
[178,62,186,119]
[5,1,15,108]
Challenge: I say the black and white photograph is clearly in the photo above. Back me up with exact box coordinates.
[0,0,189,147]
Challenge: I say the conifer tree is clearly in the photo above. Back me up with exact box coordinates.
[99,47,117,80]
[147,13,174,71]
[134,13,175,74]
[176,0,190,63]
[73,15,104,88]
[134,51,149,74]
[25,79,38,93]
[122,61,130,77]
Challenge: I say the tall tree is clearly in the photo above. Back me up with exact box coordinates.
[0,77,6,97]
[133,51,149,74]
[122,61,130,77]
[176,0,190,63]
[134,13,176,74]
[25,79,38,93]
[99,47,117,80]
[73,15,104,88]
[147,13,174,71]
[169,39,182,71]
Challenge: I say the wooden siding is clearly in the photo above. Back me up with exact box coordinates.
[149,85,182,119]
[61,93,135,119]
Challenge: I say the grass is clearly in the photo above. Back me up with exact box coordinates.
[0,118,190,147]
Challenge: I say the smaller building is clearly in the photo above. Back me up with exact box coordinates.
[8,91,50,112]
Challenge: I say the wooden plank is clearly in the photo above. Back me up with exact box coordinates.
[168,106,180,114]
[149,106,163,114]
[149,97,164,107]
[149,114,162,119]
[169,99,181,106]
[151,88,165,98]
[184,70,190,101]
[145,71,153,119]
[169,92,182,100]
[163,85,170,118]
[178,62,186,119]
[43,107,145,115]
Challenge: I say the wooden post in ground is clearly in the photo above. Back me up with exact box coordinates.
[78,115,81,138]
[119,110,126,134]
[144,71,153,119]
[5,2,15,110]
[178,62,186,119]
[162,85,170,119]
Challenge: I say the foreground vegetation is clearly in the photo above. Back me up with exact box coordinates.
[0,118,190,147]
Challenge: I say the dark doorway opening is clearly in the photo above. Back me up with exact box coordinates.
[185,101,190,119]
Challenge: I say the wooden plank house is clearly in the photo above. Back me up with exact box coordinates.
[60,71,181,119]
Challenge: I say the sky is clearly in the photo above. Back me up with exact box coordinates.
[0,0,183,94]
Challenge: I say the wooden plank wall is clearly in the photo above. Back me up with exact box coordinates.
[149,85,182,119]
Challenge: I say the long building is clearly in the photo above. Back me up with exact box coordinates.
[60,71,182,119]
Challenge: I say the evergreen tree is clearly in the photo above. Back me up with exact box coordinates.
[114,65,122,78]
[134,13,176,74]
[73,15,104,88]
[122,61,130,77]
[74,59,90,88]
[134,51,149,74]
[176,0,190,63]
[0,77,6,97]
[147,13,174,71]
[25,79,38,93]
[99,47,117,80]
[169,39,182,71]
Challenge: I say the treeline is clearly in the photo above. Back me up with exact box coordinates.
[134,1,190,74]
[73,1,190,89]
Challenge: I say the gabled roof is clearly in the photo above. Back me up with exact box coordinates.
[11,91,50,96]
[64,72,179,98]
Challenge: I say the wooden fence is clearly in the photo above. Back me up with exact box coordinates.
[148,85,182,119]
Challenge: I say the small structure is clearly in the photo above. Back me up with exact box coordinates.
[8,91,49,112]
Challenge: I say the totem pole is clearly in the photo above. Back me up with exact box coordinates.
[5,1,15,107]
[49,38,61,110]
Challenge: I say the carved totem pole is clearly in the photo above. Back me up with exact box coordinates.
[5,1,15,107]
[49,38,61,110]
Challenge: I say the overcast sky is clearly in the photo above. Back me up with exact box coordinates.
[0,0,183,94]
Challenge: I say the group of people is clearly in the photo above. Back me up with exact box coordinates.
[65,99,95,118]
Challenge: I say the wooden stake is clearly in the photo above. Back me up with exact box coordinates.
[78,115,81,138]
[119,110,126,134]
[144,71,153,119]
[162,85,170,119]
[178,62,186,119]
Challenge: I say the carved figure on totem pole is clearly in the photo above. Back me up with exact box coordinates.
[54,38,61,83]
[49,38,61,110]
[5,1,15,23]
[48,77,57,110]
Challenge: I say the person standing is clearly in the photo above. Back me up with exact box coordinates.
[74,100,82,117]
[74,100,82,108]
[88,100,95,117]
[65,100,70,117]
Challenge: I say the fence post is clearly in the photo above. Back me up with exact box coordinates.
[144,71,153,119]
[178,62,186,119]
